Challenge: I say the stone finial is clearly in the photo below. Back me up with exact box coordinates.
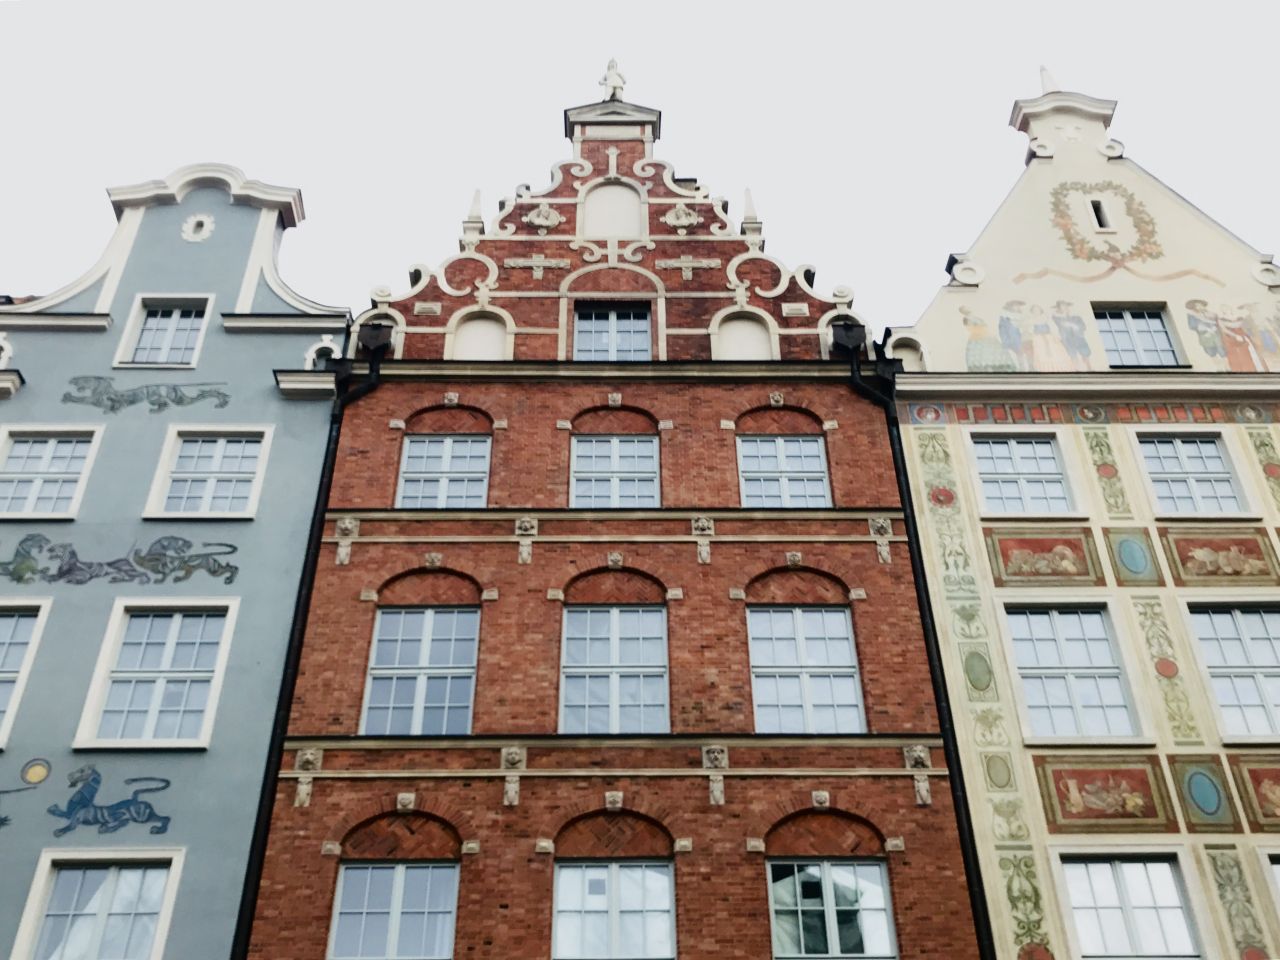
[605,791,624,811]
[1040,65,1060,94]
[296,747,324,772]
[811,790,831,809]
[463,189,484,238]
[741,188,763,237]
[702,745,729,769]
[396,792,416,813]
[501,745,527,770]
[599,58,626,100]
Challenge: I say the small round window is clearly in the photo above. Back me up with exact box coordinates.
[181,214,215,243]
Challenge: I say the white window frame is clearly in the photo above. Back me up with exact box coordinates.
[551,860,676,960]
[1185,603,1280,742]
[395,434,493,509]
[9,846,185,960]
[326,861,459,960]
[748,606,865,735]
[569,435,662,509]
[1134,431,1249,518]
[359,606,480,737]
[573,304,653,362]
[113,293,215,369]
[765,859,898,959]
[1050,847,1207,960]
[1003,605,1142,743]
[970,434,1075,516]
[73,597,239,749]
[142,424,273,519]
[1093,305,1182,368]
[0,599,50,749]
[0,425,104,520]
[559,605,670,735]
[736,435,833,509]
[1253,846,1280,920]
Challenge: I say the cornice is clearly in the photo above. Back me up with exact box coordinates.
[0,314,111,330]
[897,371,1280,399]
[223,314,348,333]
[0,370,24,398]
[108,162,305,227]
[274,369,336,398]
[350,360,863,382]
[324,507,904,522]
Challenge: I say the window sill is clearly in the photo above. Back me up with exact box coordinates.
[980,513,1091,524]
[0,513,76,522]
[1220,735,1280,747]
[142,511,256,521]
[73,740,210,751]
[1154,514,1263,524]
[112,363,199,371]
[1022,736,1157,749]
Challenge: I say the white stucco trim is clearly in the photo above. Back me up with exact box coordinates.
[73,597,240,750]
[0,315,111,331]
[10,846,185,960]
[442,304,516,361]
[0,423,105,521]
[896,371,1280,398]
[349,306,407,359]
[222,316,348,333]
[234,207,348,316]
[108,162,304,227]
[708,305,781,361]
[112,293,217,370]
[141,424,274,520]
[0,598,51,750]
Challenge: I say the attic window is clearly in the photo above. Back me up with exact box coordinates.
[1089,199,1112,231]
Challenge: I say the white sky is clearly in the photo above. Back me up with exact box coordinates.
[2,1,1277,333]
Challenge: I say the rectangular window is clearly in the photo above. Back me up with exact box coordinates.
[1008,608,1134,738]
[0,431,97,517]
[131,304,207,365]
[574,306,652,361]
[1193,606,1280,736]
[329,863,458,960]
[1062,858,1199,959]
[0,609,40,744]
[553,862,675,959]
[560,606,668,734]
[767,860,896,959]
[570,436,660,508]
[153,433,267,516]
[1094,307,1180,367]
[738,437,832,508]
[1140,435,1242,514]
[972,437,1072,514]
[33,863,172,960]
[362,608,478,736]
[749,607,863,734]
[397,436,491,509]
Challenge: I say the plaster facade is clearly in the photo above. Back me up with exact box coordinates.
[0,165,346,959]
[897,77,1280,960]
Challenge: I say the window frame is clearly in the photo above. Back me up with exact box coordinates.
[736,435,834,509]
[558,604,671,735]
[142,424,273,520]
[969,433,1076,517]
[1003,604,1143,744]
[569,434,662,509]
[358,606,480,737]
[395,434,493,510]
[1092,304,1183,368]
[572,303,654,362]
[1185,603,1280,742]
[747,606,865,735]
[0,425,104,520]
[1051,849,1206,960]
[551,859,677,960]
[764,858,898,959]
[73,597,239,750]
[326,860,460,960]
[0,599,51,749]
[10,846,185,960]
[113,293,215,369]
[1133,431,1250,519]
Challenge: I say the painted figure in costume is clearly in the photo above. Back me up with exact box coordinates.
[1026,304,1075,371]
[1185,299,1224,360]
[961,306,1017,372]
[1051,300,1091,370]
[998,301,1033,371]
[1218,303,1267,372]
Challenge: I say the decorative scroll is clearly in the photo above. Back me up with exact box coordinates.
[1248,428,1280,511]
[1084,427,1132,518]
[997,853,1052,953]
[1206,847,1272,959]
[1132,597,1201,742]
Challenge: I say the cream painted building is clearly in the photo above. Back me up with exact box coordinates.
[896,74,1280,960]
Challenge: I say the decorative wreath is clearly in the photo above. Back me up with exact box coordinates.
[1049,181,1162,265]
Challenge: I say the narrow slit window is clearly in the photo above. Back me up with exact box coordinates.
[1090,199,1111,230]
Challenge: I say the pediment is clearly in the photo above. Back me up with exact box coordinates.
[564,99,661,137]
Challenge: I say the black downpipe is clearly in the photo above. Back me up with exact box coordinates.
[845,330,998,960]
[231,348,386,958]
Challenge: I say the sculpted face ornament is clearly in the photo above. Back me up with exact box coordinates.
[702,745,729,769]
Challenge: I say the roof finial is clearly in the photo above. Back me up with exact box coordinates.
[462,189,484,240]
[599,58,626,101]
[741,188,762,237]
[1039,65,1060,94]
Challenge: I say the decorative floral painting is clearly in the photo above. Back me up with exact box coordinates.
[1229,756,1280,832]
[1103,528,1164,586]
[984,527,1104,587]
[1035,755,1176,833]
[1158,528,1279,587]
[1168,756,1239,833]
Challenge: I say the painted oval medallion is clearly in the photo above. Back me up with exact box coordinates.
[1186,770,1222,816]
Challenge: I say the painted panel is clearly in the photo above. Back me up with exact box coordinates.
[1168,755,1240,833]
[1228,755,1280,832]
[983,527,1104,587]
[1103,527,1163,586]
[1158,527,1280,587]
[1034,754,1176,833]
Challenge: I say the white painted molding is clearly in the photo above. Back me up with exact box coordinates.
[897,371,1280,398]
[0,314,110,330]
[108,162,306,226]
[222,315,348,333]
[0,370,23,398]
[274,370,337,398]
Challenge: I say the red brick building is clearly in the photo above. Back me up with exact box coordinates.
[245,76,985,959]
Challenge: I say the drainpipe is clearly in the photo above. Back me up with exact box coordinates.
[836,322,997,960]
[231,331,389,958]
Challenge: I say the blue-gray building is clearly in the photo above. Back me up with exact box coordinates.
[0,164,347,959]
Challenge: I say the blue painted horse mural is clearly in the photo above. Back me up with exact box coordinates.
[47,765,171,836]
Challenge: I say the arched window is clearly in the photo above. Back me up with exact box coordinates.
[396,406,494,510]
[580,184,645,239]
[569,407,661,509]
[451,315,507,361]
[716,315,773,361]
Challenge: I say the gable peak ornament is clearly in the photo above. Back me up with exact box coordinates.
[599,59,626,101]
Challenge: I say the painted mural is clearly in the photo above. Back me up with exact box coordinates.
[1034,755,1176,833]
[62,375,230,413]
[1168,756,1240,833]
[984,528,1104,587]
[47,765,171,837]
[1103,528,1163,586]
[1186,300,1280,373]
[1158,528,1279,586]
[961,301,1090,373]
[0,534,239,584]
[1205,848,1273,960]
[1229,757,1280,832]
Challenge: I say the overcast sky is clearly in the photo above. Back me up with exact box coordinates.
[2,1,1276,332]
